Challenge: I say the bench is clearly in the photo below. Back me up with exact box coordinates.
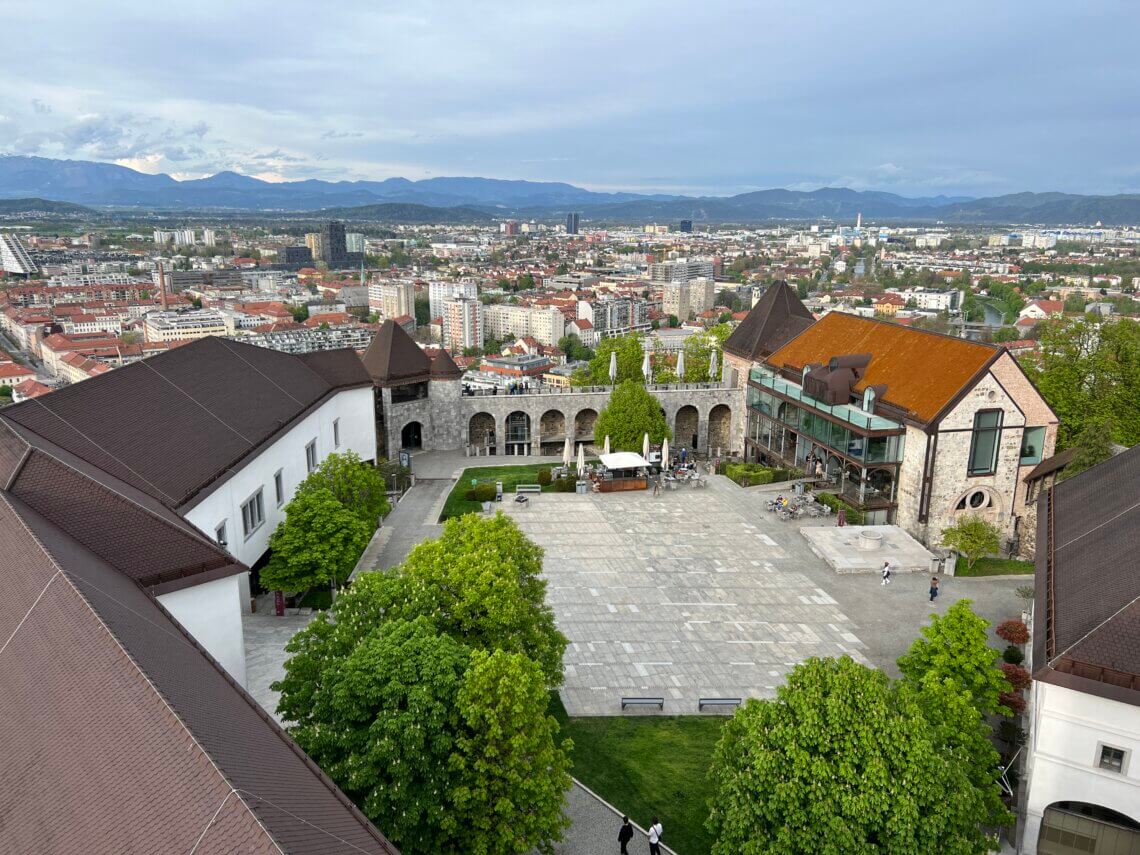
[621,696,664,710]
[516,484,541,495]
[699,697,743,711]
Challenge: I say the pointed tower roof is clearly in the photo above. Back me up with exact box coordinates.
[361,319,432,387]
[430,347,464,380]
[723,281,815,362]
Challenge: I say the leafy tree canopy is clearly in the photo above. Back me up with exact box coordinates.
[583,334,644,385]
[296,450,389,528]
[706,656,1008,855]
[1058,416,1114,481]
[940,514,1000,569]
[557,333,594,362]
[260,487,372,593]
[594,380,671,451]
[897,599,1011,717]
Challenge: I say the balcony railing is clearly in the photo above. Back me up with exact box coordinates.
[749,369,900,432]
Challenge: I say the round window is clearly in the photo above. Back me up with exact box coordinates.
[968,490,988,509]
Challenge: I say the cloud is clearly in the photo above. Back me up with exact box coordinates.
[321,129,364,139]
[30,98,51,115]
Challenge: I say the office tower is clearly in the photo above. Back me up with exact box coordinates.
[679,219,693,233]
[345,232,365,253]
[0,233,38,276]
[283,246,314,265]
[565,212,580,235]
[320,221,348,267]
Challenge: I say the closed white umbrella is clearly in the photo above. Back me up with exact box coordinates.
[608,350,617,384]
[577,442,586,478]
[642,432,650,460]
[642,349,652,383]
[709,348,719,381]
[661,437,670,468]
[562,436,573,467]
[603,435,611,455]
[675,349,685,380]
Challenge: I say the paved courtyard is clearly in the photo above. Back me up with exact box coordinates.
[503,476,1027,716]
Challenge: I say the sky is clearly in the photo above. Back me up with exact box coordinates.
[1,0,1139,198]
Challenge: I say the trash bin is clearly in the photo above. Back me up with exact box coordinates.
[576,480,588,495]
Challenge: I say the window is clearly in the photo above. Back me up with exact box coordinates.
[305,439,318,472]
[862,387,875,413]
[274,469,284,507]
[333,418,340,447]
[1020,426,1045,466]
[1099,745,1127,774]
[215,521,227,547]
[967,410,1003,476]
[241,488,265,538]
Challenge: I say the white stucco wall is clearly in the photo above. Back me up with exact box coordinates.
[182,386,375,570]
[158,574,247,686]
[1022,681,1140,849]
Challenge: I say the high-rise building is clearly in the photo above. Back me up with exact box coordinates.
[649,258,715,283]
[688,276,716,317]
[428,280,479,322]
[282,246,314,265]
[679,220,693,233]
[565,212,580,235]
[153,229,196,246]
[0,233,38,276]
[345,232,365,253]
[442,297,484,351]
[500,221,520,236]
[662,281,691,321]
[577,297,650,338]
[483,304,565,346]
[304,232,324,261]
[370,280,416,323]
[202,229,217,247]
[320,221,348,267]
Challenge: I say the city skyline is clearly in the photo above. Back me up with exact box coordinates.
[2,1,1139,198]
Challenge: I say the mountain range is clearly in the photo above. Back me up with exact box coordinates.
[2,155,1139,225]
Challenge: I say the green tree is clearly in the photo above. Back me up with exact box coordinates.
[939,514,1000,569]
[992,326,1020,343]
[414,293,431,326]
[295,450,389,528]
[451,650,573,855]
[557,334,594,362]
[594,380,671,451]
[584,334,644,385]
[1058,417,1114,481]
[898,600,1011,716]
[706,656,1006,855]
[260,488,372,593]
[285,617,472,852]
[290,303,310,323]
[667,313,680,328]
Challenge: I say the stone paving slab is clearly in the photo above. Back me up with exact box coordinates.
[504,478,869,716]
[800,524,936,574]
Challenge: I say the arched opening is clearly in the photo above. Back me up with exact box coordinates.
[574,408,598,446]
[469,412,496,454]
[400,421,423,450]
[709,404,731,456]
[675,405,699,452]
[505,411,531,455]
[1040,801,1140,853]
[539,409,566,454]
[952,486,1003,522]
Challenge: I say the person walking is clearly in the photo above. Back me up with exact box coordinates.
[618,816,634,855]
[929,576,940,602]
[881,561,892,586]
[652,474,661,497]
[647,817,664,855]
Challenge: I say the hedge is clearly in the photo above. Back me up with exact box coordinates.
[553,477,577,493]
[816,492,865,524]
[537,468,553,486]
[464,483,498,502]
[722,462,798,487]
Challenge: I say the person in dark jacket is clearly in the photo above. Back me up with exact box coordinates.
[618,815,634,854]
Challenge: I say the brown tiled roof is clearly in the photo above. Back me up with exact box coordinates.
[722,281,815,361]
[300,348,373,388]
[0,492,398,854]
[429,347,464,380]
[1033,443,1140,705]
[1,336,367,510]
[1023,448,1076,482]
[766,312,999,424]
[360,319,431,387]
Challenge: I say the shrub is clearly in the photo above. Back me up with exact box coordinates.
[464,483,497,502]
[996,620,1029,645]
[817,492,865,525]
[999,691,1026,716]
[1002,644,1024,665]
[1001,663,1031,691]
[553,477,577,493]
[536,468,552,487]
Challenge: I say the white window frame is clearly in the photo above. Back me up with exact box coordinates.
[305,439,318,473]
[1096,743,1130,775]
[274,469,285,506]
[333,418,340,447]
[241,488,265,539]
[215,521,227,547]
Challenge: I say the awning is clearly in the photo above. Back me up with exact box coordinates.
[599,452,650,470]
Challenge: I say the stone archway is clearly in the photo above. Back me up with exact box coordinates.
[469,412,496,453]
[539,408,567,454]
[951,486,1003,522]
[708,404,731,455]
[400,421,423,450]
[574,408,598,440]
[505,411,531,455]
[675,405,699,451]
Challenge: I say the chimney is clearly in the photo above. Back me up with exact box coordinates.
[157,261,169,311]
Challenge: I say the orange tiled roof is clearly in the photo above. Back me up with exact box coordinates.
[765,312,998,424]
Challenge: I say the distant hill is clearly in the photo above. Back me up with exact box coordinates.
[2,155,1139,225]
[0,197,93,214]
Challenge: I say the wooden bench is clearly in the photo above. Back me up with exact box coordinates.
[621,696,664,710]
[516,484,541,495]
[699,697,743,711]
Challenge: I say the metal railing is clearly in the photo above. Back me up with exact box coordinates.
[462,381,728,398]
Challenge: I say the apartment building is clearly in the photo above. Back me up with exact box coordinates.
[577,297,651,338]
[648,258,715,283]
[428,279,478,321]
[369,279,415,322]
[0,232,37,275]
[442,297,484,351]
[484,303,565,345]
[144,309,228,342]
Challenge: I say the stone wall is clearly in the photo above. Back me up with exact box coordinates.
[894,424,931,542]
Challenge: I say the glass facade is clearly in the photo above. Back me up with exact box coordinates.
[968,410,1002,476]
[746,390,904,465]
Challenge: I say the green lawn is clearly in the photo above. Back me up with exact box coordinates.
[550,693,724,855]
[956,556,1036,577]
[439,461,591,521]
